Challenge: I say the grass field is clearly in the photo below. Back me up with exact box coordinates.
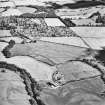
[9,40,88,64]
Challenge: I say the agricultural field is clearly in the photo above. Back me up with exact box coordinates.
[1,0,105,105]
[0,0,105,26]
[0,26,105,105]
[0,17,77,37]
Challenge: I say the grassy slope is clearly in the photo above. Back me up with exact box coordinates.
[9,41,88,64]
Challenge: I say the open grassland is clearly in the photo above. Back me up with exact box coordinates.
[9,41,88,64]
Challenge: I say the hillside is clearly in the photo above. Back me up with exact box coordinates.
[0,0,105,26]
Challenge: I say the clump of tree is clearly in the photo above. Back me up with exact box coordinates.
[93,12,105,25]
[0,61,45,105]
[95,48,105,65]
[0,17,17,29]
[59,18,76,27]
